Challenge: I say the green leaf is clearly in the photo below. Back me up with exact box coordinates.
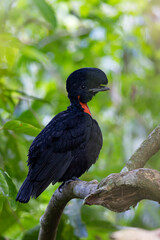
[33,0,57,28]
[0,170,17,210]
[22,46,52,69]
[0,170,9,197]
[3,172,17,210]
[22,225,40,240]
[2,120,41,137]
[0,194,4,212]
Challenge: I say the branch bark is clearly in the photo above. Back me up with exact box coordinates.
[85,168,160,212]
[38,180,98,240]
[122,124,160,171]
[38,124,160,240]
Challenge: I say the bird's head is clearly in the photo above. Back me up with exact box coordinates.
[66,68,109,103]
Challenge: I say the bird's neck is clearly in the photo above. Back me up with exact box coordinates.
[68,96,91,116]
[78,96,91,116]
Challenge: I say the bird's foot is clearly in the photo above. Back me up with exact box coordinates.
[58,182,65,193]
[70,176,81,181]
[58,177,81,193]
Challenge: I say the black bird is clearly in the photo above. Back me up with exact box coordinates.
[16,68,109,203]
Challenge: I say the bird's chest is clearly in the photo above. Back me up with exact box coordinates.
[86,119,103,161]
[66,118,103,179]
[73,118,102,167]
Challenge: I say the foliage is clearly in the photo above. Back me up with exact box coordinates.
[0,0,160,239]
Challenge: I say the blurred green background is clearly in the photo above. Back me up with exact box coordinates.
[0,0,160,239]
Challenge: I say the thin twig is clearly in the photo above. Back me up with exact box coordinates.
[2,88,50,103]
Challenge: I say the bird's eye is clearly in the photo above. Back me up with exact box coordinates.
[81,85,86,89]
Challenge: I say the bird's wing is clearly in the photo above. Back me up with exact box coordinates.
[27,111,92,197]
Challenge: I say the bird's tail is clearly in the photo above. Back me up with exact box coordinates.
[16,177,33,203]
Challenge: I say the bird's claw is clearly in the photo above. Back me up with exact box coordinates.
[58,177,81,193]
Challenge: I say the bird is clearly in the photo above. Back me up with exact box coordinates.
[16,67,109,203]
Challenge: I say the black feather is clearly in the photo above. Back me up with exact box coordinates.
[16,178,33,203]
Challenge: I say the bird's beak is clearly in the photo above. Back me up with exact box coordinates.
[89,85,110,93]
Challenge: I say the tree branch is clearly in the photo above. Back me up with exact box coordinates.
[38,180,98,240]
[38,125,160,240]
[85,168,160,212]
[122,124,160,171]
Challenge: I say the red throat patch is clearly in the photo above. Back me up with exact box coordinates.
[78,96,91,116]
